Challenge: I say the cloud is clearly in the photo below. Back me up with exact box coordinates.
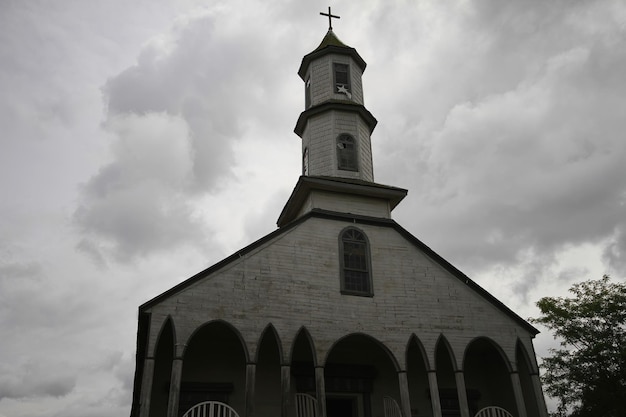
[428,43,625,266]
[367,1,626,285]
[74,112,207,263]
[102,12,293,192]
[75,10,303,264]
[604,225,626,273]
[0,362,75,400]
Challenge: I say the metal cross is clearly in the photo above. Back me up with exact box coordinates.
[320,7,340,31]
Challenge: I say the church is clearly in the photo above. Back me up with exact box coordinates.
[130,11,549,417]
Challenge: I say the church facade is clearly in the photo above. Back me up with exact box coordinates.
[130,26,548,417]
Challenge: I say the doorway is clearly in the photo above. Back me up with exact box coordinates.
[327,394,361,417]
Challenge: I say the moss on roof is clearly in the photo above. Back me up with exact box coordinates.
[314,30,348,51]
[298,30,367,79]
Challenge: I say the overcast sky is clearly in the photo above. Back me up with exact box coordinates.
[1,0,625,416]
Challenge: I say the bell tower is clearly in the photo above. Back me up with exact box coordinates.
[295,19,377,182]
[278,10,407,227]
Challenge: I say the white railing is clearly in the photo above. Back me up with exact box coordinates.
[181,401,240,417]
[474,406,514,417]
[295,393,317,417]
[383,396,402,417]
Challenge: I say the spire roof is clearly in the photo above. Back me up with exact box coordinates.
[298,30,367,79]
[314,29,348,50]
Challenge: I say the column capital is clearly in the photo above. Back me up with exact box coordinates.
[174,343,187,358]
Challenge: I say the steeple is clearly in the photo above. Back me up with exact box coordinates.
[295,29,376,181]
[278,24,407,228]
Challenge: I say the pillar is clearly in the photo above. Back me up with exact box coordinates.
[531,373,549,417]
[510,371,528,417]
[454,371,470,417]
[315,366,327,417]
[245,363,257,417]
[427,371,442,417]
[166,358,183,417]
[139,357,155,417]
[398,371,412,417]
[281,364,292,417]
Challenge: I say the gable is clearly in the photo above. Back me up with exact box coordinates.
[141,210,537,359]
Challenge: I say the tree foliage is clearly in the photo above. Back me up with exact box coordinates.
[533,275,626,417]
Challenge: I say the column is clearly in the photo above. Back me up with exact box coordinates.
[454,371,470,417]
[531,373,549,417]
[315,366,327,417]
[510,371,528,417]
[281,364,292,417]
[245,363,257,417]
[398,371,412,417]
[427,371,442,417]
[139,357,155,417]
[166,357,183,417]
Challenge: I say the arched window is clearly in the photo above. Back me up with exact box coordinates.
[339,227,372,296]
[302,147,309,176]
[337,134,358,171]
[305,77,311,108]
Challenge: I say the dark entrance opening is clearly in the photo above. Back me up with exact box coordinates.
[327,396,356,417]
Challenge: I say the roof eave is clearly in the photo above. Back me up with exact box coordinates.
[298,45,367,79]
[277,176,407,227]
[294,101,377,137]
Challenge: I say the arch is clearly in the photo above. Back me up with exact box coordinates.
[406,334,432,417]
[462,337,512,373]
[179,320,249,416]
[154,316,177,355]
[516,339,542,417]
[338,226,373,296]
[463,337,516,415]
[405,334,431,371]
[183,319,250,362]
[435,334,465,415]
[290,326,318,367]
[435,334,458,372]
[515,338,538,375]
[324,332,402,417]
[150,317,176,417]
[255,323,284,364]
[255,324,283,417]
[324,332,400,371]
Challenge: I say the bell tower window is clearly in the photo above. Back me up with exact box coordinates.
[305,77,311,108]
[333,63,351,97]
[339,227,372,296]
[337,134,358,171]
[303,147,309,176]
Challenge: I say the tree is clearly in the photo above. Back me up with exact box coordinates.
[533,275,626,417]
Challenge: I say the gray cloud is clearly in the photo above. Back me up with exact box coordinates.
[604,225,626,273]
[0,362,75,400]
[368,1,626,285]
[75,12,302,264]
[2,1,626,416]
[74,112,205,263]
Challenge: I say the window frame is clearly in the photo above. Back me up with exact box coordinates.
[303,147,309,176]
[305,76,311,108]
[338,227,373,297]
[336,134,358,172]
[333,63,351,95]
